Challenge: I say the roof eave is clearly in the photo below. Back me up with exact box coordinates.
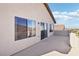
[43,3,56,23]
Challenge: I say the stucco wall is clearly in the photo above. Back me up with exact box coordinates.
[54,24,65,31]
[0,3,54,55]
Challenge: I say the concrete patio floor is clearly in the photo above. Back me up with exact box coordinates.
[12,31,71,56]
[42,33,79,56]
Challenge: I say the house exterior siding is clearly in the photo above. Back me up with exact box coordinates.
[0,3,54,55]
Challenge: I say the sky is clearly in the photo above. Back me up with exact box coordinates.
[48,3,79,29]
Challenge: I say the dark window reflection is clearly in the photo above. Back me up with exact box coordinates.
[41,22,48,40]
[27,20,36,37]
[50,24,53,32]
[15,16,36,41]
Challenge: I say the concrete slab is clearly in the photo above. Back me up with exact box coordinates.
[12,32,71,56]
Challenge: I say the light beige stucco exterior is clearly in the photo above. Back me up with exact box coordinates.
[0,3,54,55]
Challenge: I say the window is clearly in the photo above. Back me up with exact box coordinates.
[40,22,48,31]
[41,22,45,31]
[15,16,36,41]
[50,24,53,32]
[27,20,36,37]
[40,22,48,40]
[15,16,27,40]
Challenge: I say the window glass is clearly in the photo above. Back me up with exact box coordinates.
[27,20,36,37]
[41,22,45,30]
[15,17,27,40]
[15,16,36,41]
[50,24,53,32]
[32,20,36,36]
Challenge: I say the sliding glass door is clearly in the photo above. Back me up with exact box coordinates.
[40,22,48,40]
